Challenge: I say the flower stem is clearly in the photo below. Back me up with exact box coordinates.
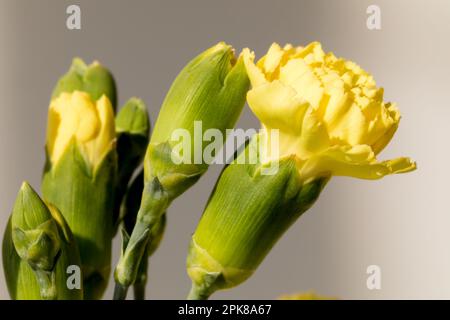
[133,249,149,300]
[187,283,212,300]
[114,178,169,297]
[113,283,128,300]
[133,283,146,300]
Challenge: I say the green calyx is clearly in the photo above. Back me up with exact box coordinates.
[144,142,205,199]
[2,182,83,300]
[41,139,117,300]
[12,220,61,272]
[186,138,328,299]
[123,171,167,254]
[52,57,117,110]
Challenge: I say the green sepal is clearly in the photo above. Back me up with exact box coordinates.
[120,228,131,255]
[52,58,117,110]
[115,227,149,287]
[187,268,221,300]
[115,175,170,288]
[144,142,205,200]
[12,220,61,272]
[121,172,167,299]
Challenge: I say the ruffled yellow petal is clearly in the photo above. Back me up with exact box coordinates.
[247,81,308,135]
[371,103,400,154]
[279,58,324,109]
[260,108,329,164]
[242,48,267,87]
[326,100,368,145]
[261,43,285,76]
[298,144,416,182]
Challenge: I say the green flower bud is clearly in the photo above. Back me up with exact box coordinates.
[52,58,117,111]
[114,42,250,298]
[186,139,328,299]
[2,182,83,300]
[144,41,250,199]
[150,42,249,163]
[42,91,117,300]
[113,98,151,230]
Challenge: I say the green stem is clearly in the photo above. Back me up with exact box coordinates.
[114,178,169,293]
[133,283,146,300]
[133,249,149,300]
[113,283,128,300]
[187,283,212,300]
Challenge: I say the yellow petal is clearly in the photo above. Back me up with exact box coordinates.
[83,95,116,167]
[242,48,267,87]
[296,108,330,156]
[295,42,325,63]
[377,157,416,174]
[247,81,309,135]
[279,58,324,109]
[46,91,115,168]
[261,43,285,75]
[298,144,416,182]
[47,92,98,164]
[336,102,368,145]
[371,103,400,154]
[261,109,330,163]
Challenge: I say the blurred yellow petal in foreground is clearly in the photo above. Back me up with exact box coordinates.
[279,291,337,300]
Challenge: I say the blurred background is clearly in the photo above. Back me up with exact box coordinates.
[0,0,448,299]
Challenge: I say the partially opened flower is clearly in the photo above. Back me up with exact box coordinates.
[42,89,117,300]
[186,42,416,299]
[52,58,117,111]
[46,91,116,168]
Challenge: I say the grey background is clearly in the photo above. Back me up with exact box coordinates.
[0,0,448,299]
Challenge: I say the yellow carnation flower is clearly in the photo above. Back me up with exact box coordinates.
[243,42,416,182]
